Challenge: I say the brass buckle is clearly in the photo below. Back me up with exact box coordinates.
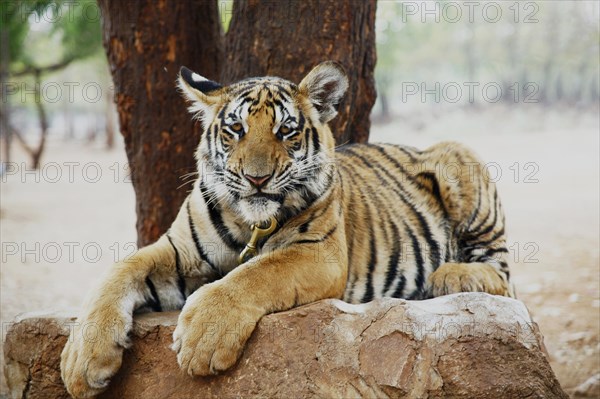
[238,216,278,264]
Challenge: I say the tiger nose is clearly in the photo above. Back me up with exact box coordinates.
[244,173,272,189]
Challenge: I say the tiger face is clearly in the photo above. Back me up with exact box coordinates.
[178,62,348,224]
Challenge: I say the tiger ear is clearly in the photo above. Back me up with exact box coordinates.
[178,66,224,128]
[299,61,349,123]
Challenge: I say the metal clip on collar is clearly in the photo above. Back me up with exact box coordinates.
[238,216,277,264]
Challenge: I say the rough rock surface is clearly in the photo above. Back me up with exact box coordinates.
[3,293,567,398]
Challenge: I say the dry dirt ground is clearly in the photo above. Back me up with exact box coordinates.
[1,110,599,396]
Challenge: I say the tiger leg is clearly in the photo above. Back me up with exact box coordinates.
[428,262,513,297]
[60,203,205,398]
[173,226,348,376]
[428,190,514,297]
[59,235,183,398]
[421,142,514,298]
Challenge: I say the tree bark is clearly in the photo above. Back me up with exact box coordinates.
[105,86,116,150]
[97,0,223,246]
[222,0,377,145]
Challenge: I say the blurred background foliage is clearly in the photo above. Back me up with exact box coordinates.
[1,0,109,166]
[3,0,102,72]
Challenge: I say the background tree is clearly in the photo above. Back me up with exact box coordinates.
[97,0,223,246]
[222,0,376,144]
[97,0,377,247]
[1,0,103,168]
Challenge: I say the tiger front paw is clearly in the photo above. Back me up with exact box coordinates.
[60,312,129,398]
[428,262,510,297]
[172,282,262,376]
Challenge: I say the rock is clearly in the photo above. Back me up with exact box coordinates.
[3,293,568,398]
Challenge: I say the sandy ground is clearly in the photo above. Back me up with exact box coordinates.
[1,108,599,396]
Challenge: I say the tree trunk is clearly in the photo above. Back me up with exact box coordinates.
[222,0,377,145]
[105,86,116,150]
[13,70,48,170]
[98,0,377,246]
[97,0,223,246]
[31,75,48,170]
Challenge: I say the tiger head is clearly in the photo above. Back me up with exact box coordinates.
[178,61,348,224]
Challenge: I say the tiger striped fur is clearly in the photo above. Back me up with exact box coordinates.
[61,62,513,398]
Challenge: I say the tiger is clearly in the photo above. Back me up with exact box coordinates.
[61,61,514,397]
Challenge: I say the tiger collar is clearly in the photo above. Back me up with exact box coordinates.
[238,216,278,264]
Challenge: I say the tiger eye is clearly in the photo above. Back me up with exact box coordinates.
[231,123,243,132]
[280,125,291,134]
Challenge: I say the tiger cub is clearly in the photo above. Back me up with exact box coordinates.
[61,61,513,397]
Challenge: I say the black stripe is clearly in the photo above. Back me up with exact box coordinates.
[417,172,448,218]
[397,146,418,162]
[405,222,425,299]
[180,67,222,93]
[237,89,254,99]
[470,190,497,234]
[370,145,427,190]
[344,169,382,303]
[216,104,227,122]
[199,181,244,251]
[298,222,310,233]
[361,235,377,303]
[335,165,359,302]
[145,276,162,312]
[340,170,357,270]
[289,141,302,153]
[293,223,337,245]
[275,167,335,238]
[297,112,306,132]
[361,201,377,303]
[369,145,447,220]
[272,98,287,114]
[383,221,401,294]
[472,192,499,238]
[298,192,336,234]
[187,200,221,275]
[465,227,505,248]
[465,182,483,230]
[483,247,509,261]
[391,274,407,298]
[234,96,254,115]
[273,84,293,100]
[469,207,491,235]
[311,127,321,155]
[338,162,395,230]
[292,166,336,214]
[298,137,309,162]
[166,233,187,300]
[276,163,292,179]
